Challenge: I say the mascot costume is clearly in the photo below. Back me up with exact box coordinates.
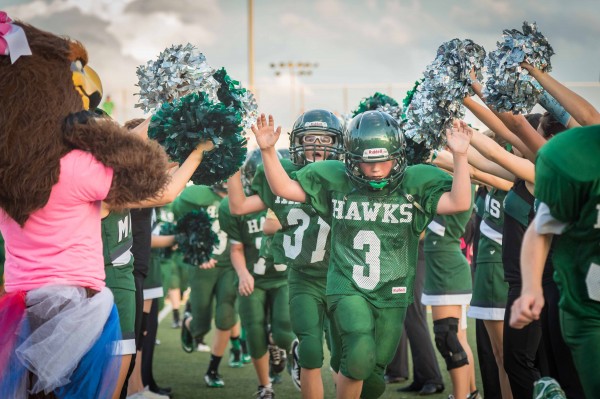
[0,13,171,399]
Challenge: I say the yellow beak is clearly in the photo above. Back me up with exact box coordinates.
[72,64,103,110]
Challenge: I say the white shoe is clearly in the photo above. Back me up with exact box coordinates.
[289,339,301,391]
[126,387,169,399]
[196,341,210,352]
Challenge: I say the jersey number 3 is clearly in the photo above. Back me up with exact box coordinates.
[353,230,381,290]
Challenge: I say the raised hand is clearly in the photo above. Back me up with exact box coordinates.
[446,120,473,156]
[251,114,282,150]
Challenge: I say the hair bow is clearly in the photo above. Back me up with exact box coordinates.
[0,11,32,64]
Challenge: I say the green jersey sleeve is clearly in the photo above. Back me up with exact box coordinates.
[218,198,242,242]
[292,160,348,221]
[252,159,298,209]
[402,164,454,233]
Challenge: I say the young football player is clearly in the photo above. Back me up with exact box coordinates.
[252,111,473,399]
[510,125,600,398]
[228,109,344,399]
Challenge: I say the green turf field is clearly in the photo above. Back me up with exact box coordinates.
[153,311,483,399]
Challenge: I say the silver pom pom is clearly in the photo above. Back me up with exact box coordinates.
[135,43,219,113]
[483,21,554,114]
[403,38,485,149]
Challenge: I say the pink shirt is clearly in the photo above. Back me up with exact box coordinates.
[1,150,114,292]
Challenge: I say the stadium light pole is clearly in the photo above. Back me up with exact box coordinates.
[270,61,318,116]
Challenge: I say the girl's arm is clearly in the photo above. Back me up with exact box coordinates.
[464,96,538,160]
[433,150,514,191]
[523,63,600,126]
[151,234,176,248]
[470,130,535,184]
[470,81,542,160]
[252,114,307,203]
[467,146,516,182]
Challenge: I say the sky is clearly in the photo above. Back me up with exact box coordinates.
[4,0,600,137]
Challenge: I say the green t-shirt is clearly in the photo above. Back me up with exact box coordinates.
[294,160,452,308]
[172,185,231,267]
[218,197,285,281]
[476,188,507,264]
[534,126,600,318]
[424,190,474,253]
[253,159,331,278]
[101,210,135,291]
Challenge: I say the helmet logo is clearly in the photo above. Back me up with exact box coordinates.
[362,148,389,160]
[304,121,327,128]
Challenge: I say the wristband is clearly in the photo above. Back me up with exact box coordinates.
[538,91,571,126]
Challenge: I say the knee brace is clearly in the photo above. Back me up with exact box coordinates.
[433,317,468,370]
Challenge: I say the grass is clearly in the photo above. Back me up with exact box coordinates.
[153,311,483,399]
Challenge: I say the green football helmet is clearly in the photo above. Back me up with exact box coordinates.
[241,149,262,195]
[289,109,344,165]
[345,110,407,190]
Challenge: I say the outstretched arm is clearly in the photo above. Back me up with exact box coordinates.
[228,170,267,216]
[125,139,215,208]
[470,80,541,160]
[436,121,473,215]
[509,224,552,329]
[433,150,514,191]
[252,114,307,203]
[523,62,600,126]
[464,96,538,160]
[470,129,535,184]
[467,145,516,182]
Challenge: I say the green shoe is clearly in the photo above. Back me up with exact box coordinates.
[204,371,225,388]
[229,348,243,368]
[180,312,193,354]
[242,352,252,364]
[533,378,566,399]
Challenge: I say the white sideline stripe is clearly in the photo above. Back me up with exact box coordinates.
[158,303,173,324]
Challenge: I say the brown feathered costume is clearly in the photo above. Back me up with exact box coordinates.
[0,21,169,226]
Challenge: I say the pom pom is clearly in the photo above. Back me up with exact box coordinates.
[212,68,258,129]
[353,91,430,165]
[148,92,248,186]
[483,21,554,114]
[352,92,400,117]
[175,209,218,266]
[135,43,219,113]
[403,38,485,149]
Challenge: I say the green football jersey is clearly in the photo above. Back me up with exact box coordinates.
[172,185,231,267]
[534,126,600,318]
[424,192,474,253]
[476,188,507,264]
[218,197,284,281]
[253,159,331,277]
[101,210,135,291]
[295,160,452,308]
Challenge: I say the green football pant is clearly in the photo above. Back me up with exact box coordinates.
[328,295,406,399]
[238,283,294,359]
[560,309,600,398]
[289,268,329,369]
[188,266,237,339]
[170,253,190,290]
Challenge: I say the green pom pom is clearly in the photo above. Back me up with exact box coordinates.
[175,209,218,266]
[401,79,423,120]
[213,68,246,113]
[352,92,399,117]
[148,92,248,185]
